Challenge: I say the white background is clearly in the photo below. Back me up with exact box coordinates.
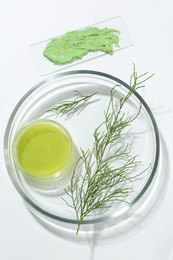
[0,0,173,259]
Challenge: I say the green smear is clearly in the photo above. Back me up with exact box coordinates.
[14,120,71,177]
[43,27,120,65]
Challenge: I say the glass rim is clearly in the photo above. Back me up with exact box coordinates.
[4,69,160,225]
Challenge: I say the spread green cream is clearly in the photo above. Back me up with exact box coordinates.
[13,120,72,178]
[43,27,120,65]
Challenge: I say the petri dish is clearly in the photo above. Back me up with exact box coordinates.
[4,70,159,234]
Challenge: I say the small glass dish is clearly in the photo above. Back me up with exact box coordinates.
[4,70,160,234]
[11,119,79,192]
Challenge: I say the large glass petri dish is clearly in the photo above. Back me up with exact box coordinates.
[4,70,160,233]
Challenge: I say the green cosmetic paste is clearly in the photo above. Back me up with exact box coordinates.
[43,27,120,65]
[13,120,72,177]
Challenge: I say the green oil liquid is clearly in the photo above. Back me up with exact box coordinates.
[14,120,71,177]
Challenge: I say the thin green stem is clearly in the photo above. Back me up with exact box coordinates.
[62,65,154,234]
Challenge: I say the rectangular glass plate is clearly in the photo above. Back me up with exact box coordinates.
[29,16,133,76]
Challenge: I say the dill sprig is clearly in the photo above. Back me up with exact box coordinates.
[63,65,153,234]
[45,91,96,115]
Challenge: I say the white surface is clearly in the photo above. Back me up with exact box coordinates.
[0,0,173,259]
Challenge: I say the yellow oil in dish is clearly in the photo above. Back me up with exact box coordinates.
[13,120,72,178]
